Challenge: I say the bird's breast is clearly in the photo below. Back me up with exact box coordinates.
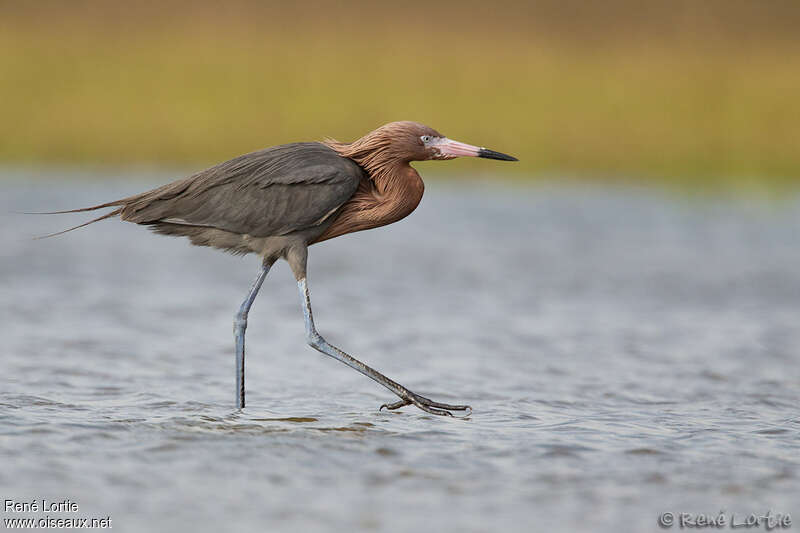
[311,165,424,243]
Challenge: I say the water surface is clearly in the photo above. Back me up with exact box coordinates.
[1,176,799,532]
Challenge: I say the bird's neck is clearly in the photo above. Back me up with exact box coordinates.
[371,161,425,216]
[314,143,425,243]
[325,136,406,186]
[368,158,421,197]
[324,137,424,201]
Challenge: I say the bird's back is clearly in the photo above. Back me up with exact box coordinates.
[110,142,365,254]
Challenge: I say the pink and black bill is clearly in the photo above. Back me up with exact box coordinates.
[433,137,518,161]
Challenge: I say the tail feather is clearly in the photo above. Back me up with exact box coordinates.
[24,199,125,215]
[30,183,184,238]
[34,208,123,239]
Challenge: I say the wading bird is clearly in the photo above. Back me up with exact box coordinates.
[46,121,517,416]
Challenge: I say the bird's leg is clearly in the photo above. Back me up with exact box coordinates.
[296,277,471,417]
[234,260,273,409]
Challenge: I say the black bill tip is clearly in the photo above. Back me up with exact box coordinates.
[478,148,518,161]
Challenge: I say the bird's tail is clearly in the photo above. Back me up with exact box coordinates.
[25,198,126,216]
[27,199,128,239]
[33,208,124,239]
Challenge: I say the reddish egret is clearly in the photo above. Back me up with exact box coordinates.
[46,121,517,416]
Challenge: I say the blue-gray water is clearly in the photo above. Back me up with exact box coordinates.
[1,176,799,532]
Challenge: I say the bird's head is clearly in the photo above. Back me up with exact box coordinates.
[377,121,518,163]
[326,121,517,165]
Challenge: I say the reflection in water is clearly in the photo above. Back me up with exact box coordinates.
[1,178,799,532]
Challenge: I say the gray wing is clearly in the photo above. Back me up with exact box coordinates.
[120,142,364,237]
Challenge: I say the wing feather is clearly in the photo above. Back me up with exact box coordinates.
[120,142,364,237]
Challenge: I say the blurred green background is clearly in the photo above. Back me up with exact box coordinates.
[2,0,799,189]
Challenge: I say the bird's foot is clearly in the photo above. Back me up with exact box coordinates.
[380,393,471,417]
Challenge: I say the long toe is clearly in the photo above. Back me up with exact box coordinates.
[417,398,472,412]
[379,392,472,417]
[380,399,411,411]
[410,399,454,417]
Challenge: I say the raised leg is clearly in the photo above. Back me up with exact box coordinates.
[234,261,272,408]
[296,276,471,417]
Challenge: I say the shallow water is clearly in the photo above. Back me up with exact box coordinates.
[1,176,799,532]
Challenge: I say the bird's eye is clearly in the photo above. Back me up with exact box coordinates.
[421,135,431,143]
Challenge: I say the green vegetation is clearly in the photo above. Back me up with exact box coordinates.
[1,1,799,188]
